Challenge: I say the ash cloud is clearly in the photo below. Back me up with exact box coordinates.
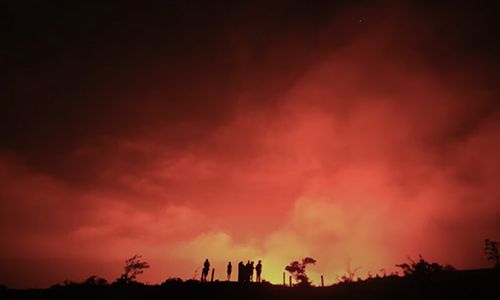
[1,0,500,288]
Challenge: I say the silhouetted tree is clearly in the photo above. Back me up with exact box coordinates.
[285,257,316,286]
[115,255,150,284]
[485,239,500,268]
[396,255,453,276]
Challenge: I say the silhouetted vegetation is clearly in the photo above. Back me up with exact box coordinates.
[161,277,184,287]
[484,238,500,268]
[396,255,454,277]
[337,265,361,283]
[50,280,78,288]
[285,257,316,286]
[83,275,109,286]
[50,276,108,289]
[115,255,150,284]
[4,268,500,300]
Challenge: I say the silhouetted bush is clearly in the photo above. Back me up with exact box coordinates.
[337,266,361,283]
[83,275,109,286]
[396,255,454,276]
[50,279,78,289]
[285,257,316,287]
[64,280,79,286]
[484,238,500,268]
[184,279,201,285]
[161,277,183,286]
[51,276,109,289]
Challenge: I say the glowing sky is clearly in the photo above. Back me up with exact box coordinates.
[2,1,500,288]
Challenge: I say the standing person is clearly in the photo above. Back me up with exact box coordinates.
[202,259,210,282]
[227,262,232,281]
[238,261,244,282]
[255,260,262,282]
[249,261,255,282]
[244,261,252,282]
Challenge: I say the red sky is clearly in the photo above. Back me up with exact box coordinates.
[2,1,500,288]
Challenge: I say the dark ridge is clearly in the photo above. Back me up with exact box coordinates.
[2,268,499,300]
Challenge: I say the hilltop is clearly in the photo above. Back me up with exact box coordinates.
[2,268,498,300]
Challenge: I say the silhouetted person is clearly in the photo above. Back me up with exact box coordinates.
[202,259,210,282]
[249,261,255,282]
[256,260,262,282]
[245,261,252,282]
[238,261,244,282]
[227,262,232,281]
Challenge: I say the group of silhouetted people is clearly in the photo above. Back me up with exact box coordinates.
[237,260,262,283]
[201,259,262,282]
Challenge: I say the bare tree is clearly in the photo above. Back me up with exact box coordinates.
[285,257,316,286]
[116,255,150,284]
[485,239,500,268]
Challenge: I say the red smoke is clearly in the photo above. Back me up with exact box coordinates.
[1,2,499,288]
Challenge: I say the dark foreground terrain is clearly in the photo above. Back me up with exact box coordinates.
[2,269,499,300]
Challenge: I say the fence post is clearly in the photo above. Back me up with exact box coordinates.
[321,275,324,287]
[289,275,292,287]
[211,268,215,282]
